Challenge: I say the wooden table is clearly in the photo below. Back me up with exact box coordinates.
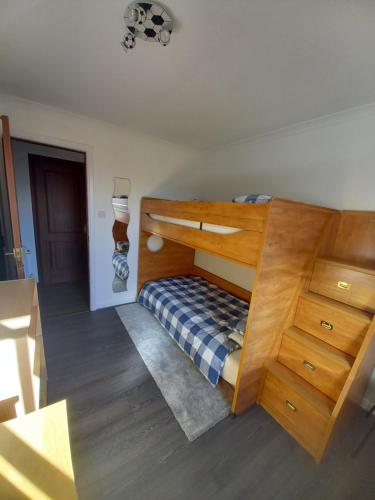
[0,400,77,499]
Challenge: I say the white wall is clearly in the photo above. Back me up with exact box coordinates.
[12,140,85,281]
[191,103,375,210]
[0,94,199,309]
[194,251,255,292]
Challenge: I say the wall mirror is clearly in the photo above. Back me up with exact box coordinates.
[112,177,130,292]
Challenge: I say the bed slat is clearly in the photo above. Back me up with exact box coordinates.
[142,213,261,267]
[142,197,267,232]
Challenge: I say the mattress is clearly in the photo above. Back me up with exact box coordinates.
[138,275,249,386]
[221,349,241,386]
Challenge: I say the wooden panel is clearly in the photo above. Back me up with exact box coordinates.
[317,315,375,460]
[142,197,268,231]
[278,327,353,401]
[137,231,195,291]
[259,361,334,460]
[232,199,335,414]
[192,265,251,302]
[0,400,77,499]
[309,259,375,312]
[295,292,371,356]
[331,315,375,417]
[268,213,336,362]
[321,211,375,267]
[142,213,262,267]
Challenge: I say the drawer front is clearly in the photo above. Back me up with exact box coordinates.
[278,332,351,400]
[309,261,375,313]
[295,296,368,356]
[260,371,329,458]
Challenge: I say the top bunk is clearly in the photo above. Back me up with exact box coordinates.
[141,197,269,266]
[140,196,336,267]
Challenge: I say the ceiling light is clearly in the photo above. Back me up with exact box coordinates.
[122,1,173,52]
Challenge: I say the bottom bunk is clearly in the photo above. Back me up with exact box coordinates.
[137,275,249,391]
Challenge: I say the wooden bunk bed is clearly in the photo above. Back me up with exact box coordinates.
[137,196,375,461]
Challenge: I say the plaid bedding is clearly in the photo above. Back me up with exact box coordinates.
[232,194,272,204]
[112,252,129,281]
[138,276,249,386]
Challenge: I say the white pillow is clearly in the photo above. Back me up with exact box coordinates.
[228,331,243,347]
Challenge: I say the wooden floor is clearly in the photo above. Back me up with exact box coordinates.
[38,280,89,318]
[41,305,375,500]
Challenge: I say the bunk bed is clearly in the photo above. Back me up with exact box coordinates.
[138,196,333,400]
[137,196,375,461]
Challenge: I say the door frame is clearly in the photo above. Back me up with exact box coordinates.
[29,153,89,287]
[11,134,96,310]
[1,115,25,278]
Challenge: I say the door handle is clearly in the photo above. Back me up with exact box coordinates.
[5,247,30,256]
[337,281,351,290]
[303,360,316,371]
[4,247,25,269]
[285,400,297,412]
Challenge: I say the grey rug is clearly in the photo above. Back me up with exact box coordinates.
[116,303,231,441]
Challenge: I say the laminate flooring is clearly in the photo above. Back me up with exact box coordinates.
[41,305,375,500]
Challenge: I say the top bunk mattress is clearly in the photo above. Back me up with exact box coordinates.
[138,275,249,386]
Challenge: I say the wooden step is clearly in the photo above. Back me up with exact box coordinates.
[263,360,335,417]
[295,292,371,356]
[278,326,353,400]
[317,257,375,276]
[259,361,334,460]
[309,257,375,313]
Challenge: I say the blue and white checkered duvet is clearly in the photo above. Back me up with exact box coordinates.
[138,275,249,386]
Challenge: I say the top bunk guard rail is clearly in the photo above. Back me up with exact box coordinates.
[141,197,270,266]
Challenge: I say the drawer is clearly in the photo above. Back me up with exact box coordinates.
[309,259,375,313]
[295,292,370,357]
[278,327,353,400]
[260,362,334,460]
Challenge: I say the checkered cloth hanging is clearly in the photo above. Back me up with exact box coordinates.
[112,252,129,281]
[138,275,249,386]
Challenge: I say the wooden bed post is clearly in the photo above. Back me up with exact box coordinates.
[232,199,335,414]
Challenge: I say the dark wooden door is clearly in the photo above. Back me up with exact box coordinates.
[30,155,88,285]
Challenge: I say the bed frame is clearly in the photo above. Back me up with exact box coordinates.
[138,197,335,409]
[138,197,375,461]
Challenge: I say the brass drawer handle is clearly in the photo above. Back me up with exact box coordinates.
[285,400,297,412]
[303,360,316,371]
[320,320,333,331]
[337,281,351,290]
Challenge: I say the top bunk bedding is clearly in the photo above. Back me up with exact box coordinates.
[138,275,249,386]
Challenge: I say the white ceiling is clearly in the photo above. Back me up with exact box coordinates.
[1,0,375,149]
